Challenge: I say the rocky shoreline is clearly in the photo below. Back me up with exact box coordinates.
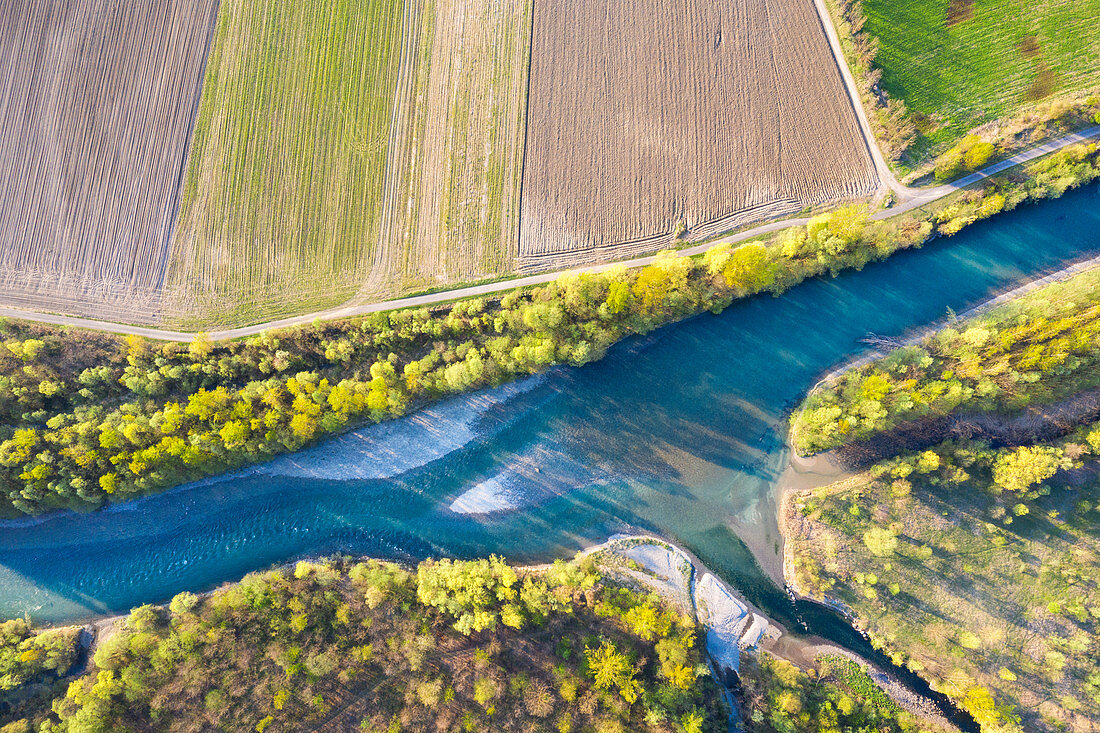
[585,533,960,731]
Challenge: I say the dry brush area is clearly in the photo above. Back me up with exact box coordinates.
[517,0,880,271]
[0,0,218,323]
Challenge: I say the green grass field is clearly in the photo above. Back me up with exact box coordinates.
[164,0,406,327]
[863,0,1100,154]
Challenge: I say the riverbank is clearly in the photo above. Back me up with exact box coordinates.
[582,534,961,731]
[2,139,1098,520]
[787,254,1100,467]
[16,535,959,731]
[17,554,735,732]
[806,254,1100,399]
[764,254,1100,730]
[776,493,978,731]
[790,238,1100,456]
[747,452,846,588]
[775,255,1100,730]
[780,428,1100,731]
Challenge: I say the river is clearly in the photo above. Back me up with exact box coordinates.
[2,185,1099,635]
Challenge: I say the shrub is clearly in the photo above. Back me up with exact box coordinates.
[935,135,995,180]
[862,525,898,557]
[992,446,1066,493]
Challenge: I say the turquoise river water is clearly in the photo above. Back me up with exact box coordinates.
[2,185,1100,630]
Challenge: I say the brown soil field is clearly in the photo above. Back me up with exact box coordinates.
[0,0,218,323]
[517,0,880,271]
[354,0,532,302]
[0,0,885,328]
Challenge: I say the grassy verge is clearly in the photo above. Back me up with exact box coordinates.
[919,97,1099,185]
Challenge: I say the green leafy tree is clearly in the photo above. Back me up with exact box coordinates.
[416,557,518,634]
[584,641,639,703]
[722,244,776,293]
[992,446,1066,493]
[862,525,899,557]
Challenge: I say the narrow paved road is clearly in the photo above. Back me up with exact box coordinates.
[1,126,1096,343]
[882,125,1100,217]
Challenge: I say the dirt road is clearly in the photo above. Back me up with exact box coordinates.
[1,126,1096,343]
[807,0,905,198]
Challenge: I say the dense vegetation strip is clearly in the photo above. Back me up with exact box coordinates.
[785,421,1100,732]
[0,552,950,733]
[792,230,1100,454]
[0,144,1096,516]
[0,621,82,727]
[3,556,726,732]
[739,653,952,733]
[166,0,406,327]
[843,0,1100,165]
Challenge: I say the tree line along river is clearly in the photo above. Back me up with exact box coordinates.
[1,186,1098,719]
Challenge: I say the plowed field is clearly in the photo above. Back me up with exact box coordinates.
[355,0,532,301]
[0,0,218,322]
[517,0,880,270]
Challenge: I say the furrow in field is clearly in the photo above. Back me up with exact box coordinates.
[0,0,219,324]
[517,0,880,269]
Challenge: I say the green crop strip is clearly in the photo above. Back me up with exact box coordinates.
[168,0,406,326]
[862,0,1100,152]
